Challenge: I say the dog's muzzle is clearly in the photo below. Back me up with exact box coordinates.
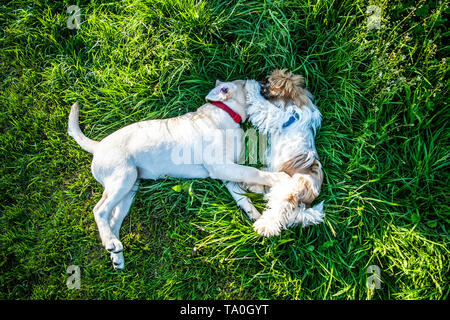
[260,81,281,101]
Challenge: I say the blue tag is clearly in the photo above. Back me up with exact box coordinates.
[282,111,299,128]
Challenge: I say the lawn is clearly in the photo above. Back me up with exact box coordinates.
[0,0,448,300]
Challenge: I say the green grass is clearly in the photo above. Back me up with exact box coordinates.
[0,0,448,300]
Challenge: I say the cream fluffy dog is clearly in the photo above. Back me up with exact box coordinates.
[243,70,325,237]
[68,79,288,269]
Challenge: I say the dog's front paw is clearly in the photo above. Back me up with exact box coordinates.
[253,216,282,237]
[105,238,123,253]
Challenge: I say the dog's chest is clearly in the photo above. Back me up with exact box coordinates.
[264,110,319,171]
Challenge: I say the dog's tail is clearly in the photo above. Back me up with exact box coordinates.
[67,102,98,154]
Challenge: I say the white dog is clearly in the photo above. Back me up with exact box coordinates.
[68,79,288,269]
[243,70,325,237]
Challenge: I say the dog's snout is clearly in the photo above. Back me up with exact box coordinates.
[259,82,266,91]
[259,83,270,98]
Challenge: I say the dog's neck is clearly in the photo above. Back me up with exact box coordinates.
[215,99,247,123]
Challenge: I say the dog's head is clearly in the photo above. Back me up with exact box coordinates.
[206,79,247,107]
[260,69,309,107]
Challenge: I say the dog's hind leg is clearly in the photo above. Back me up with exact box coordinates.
[110,182,139,237]
[253,178,299,237]
[93,192,107,213]
[225,181,261,221]
[108,182,139,270]
[93,167,138,256]
[253,175,323,237]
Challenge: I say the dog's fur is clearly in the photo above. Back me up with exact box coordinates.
[68,79,289,269]
[243,69,324,237]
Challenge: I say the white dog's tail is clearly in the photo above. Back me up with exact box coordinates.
[67,102,98,154]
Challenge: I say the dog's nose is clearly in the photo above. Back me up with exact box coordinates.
[259,84,269,97]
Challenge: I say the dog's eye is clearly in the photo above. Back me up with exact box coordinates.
[220,87,229,94]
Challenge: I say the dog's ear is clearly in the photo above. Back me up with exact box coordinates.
[206,82,233,102]
[216,80,222,86]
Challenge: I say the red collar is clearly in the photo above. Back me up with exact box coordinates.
[211,101,242,125]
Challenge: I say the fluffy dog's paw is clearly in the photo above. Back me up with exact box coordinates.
[105,238,123,253]
[111,252,125,270]
[253,216,281,237]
